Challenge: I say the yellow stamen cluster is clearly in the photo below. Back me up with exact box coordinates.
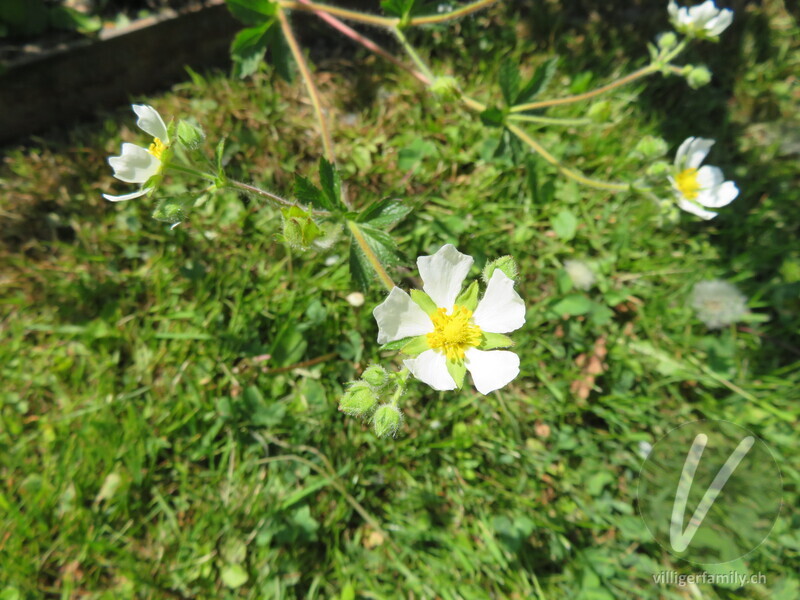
[427,305,482,361]
[148,137,166,160]
[675,167,701,200]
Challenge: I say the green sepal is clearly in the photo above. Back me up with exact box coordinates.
[410,289,438,316]
[379,337,414,352]
[281,205,322,250]
[455,281,479,311]
[479,332,514,351]
[446,359,466,389]
[177,119,205,150]
[400,335,430,357]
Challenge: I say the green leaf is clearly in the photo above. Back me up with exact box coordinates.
[230,21,272,78]
[397,138,437,171]
[498,59,520,106]
[401,335,430,356]
[359,224,403,267]
[176,119,205,150]
[446,359,467,389]
[455,281,479,311]
[226,0,276,25]
[349,238,372,292]
[358,198,413,229]
[380,0,415,18]
[319,157,345,211]
[479,332,514,350]
[551,294,593,316]
[551,209,577,241]
[410,289,437,316]
[49,6,102,34]
[480,107,506,128]
[293,175,326,210]
[215,138,226,177]
[221,564,249,589]
[515,57,559,105]
[268,24,293,82]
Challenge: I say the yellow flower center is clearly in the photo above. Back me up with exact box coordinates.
[426,305,482,361]
[148,137,166,160]
[675,167,701,200]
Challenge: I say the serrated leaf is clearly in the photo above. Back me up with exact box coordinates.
[268,24,293,82]
[380,0,415,18]
[230,22,272,78]
[358,198,412,229]
[349,238,371,292]
[446,359,467,389]
[479,332,514,350]
[516,57,559,105]
[226,0,276,25]
[359,224,403,267]
[499,59,520,105]
[480,107,505,128]
[455,281,479,311]
[401,335,430,356]
[293,174,326,209]
[319,157,345,211]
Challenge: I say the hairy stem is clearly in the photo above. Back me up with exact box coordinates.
[507,113,592,127]
[408,0,500,25]
[227,179,330,215]
[166,163,217,182]
[279,0,397,27]
[506,123,629,192]
[347,221,396,291]
[277,7,336,161]
[393,27,435,83]
[510,65,658,113]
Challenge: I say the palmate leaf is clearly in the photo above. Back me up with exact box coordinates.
[226,0,277,26]
[318,157,345,211]
[347,222,403,290]
[515,57,559,106]
[349,238,372,292]
[358,224,403,267]
[356,198,412,229]
[499,59,520,106]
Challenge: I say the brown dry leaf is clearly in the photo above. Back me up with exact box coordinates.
[570,337,608,401]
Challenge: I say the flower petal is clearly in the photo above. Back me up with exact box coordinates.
[472,270,526,334]
[132,104,169,143]
[675,137,715,170]
[108,143,161,183]
[404,349,457,391]
[706,9,733,36]
[696,165,724,191]
[417,244,474,309]
[373,287,433,344]
[464,348,520,395]
[102,187,152,202]
[678,197,718,220]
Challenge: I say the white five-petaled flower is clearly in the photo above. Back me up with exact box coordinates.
[373,244,525,395]
[103,104,170,202]
[667,1,733,39]
[669,137,738,220]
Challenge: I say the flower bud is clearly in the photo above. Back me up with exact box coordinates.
[372,404,403,438]
[338,382,378,417]
[430,76,461,101]
[587,100,611,123]
[633,135,668,159]
[656,32,678,52]
[281,206,322,251]
[482,256,518,284]
[362,365,390,391]
[686,65,712,89]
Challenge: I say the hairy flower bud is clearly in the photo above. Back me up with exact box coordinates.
[686,65,713,89]
[482,256,519,285]
[431,76,461,101]
[656,31,678,52]
[338,382,378,417]
[362,365,390,391]
[372,404,403,438]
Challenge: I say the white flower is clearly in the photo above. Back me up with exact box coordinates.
[668,1,733,39]
[690,279,747,329]
[373,244,525,395]
[103,104,170,202]
[668,137,738,220]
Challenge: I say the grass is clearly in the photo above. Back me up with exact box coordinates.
[1,1,799,598]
